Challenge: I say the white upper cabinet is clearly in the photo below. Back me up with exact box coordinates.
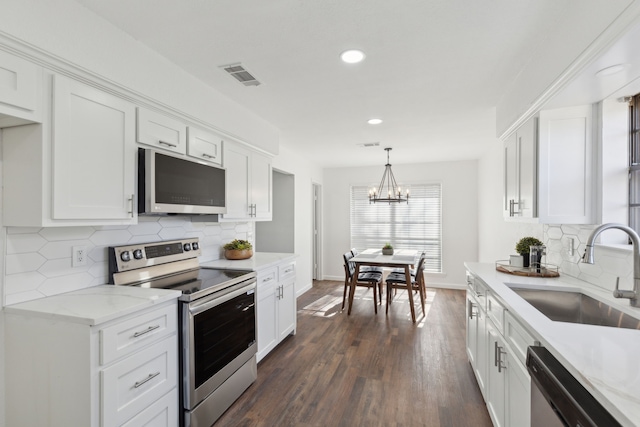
[136,107,187,154]
[504,116,537,219]
[3,73,137,226]
[538,105,594,224]
[503,105,594,224]
[187,126,223,166]
[0,49,42,126]
[52,75,136,221]
[221,141,272,221]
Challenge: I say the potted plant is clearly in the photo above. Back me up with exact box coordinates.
[515,236,543,267]
[382,243,394,255]
[223,239,253,260]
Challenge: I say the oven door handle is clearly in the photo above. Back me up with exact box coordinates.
[188,281,256,316]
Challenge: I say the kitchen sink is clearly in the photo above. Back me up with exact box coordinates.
[508,287,640,330]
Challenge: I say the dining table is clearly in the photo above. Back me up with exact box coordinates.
[347,248,421,322]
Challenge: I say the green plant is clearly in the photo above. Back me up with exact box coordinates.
[515,237,543,255]
[383,242,393,249]
[223,239,253,250]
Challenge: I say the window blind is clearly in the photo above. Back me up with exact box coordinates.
[350,183,442,273]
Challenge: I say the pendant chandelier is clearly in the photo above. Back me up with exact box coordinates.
[369,147,409,204]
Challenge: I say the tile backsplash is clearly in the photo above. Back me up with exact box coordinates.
[4,216,253,306]
[544,224,633,292]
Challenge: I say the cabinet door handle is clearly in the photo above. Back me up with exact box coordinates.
[134,371,160,388]
[133,324,160,338]
[128,194,134,218]
[202,153,215,159]
[158,140,177,148]
[497,347,507,373]
[468,302,476,319]
[494,341,499,367]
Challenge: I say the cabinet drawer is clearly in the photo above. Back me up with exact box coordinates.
[100,303,177,365]
[137,107,186,154]
[257,267,277,289]
[487,294,505,334]
[187,126,223,166]
[121,388,178,427]
[101,335,178,427]
[505,311,536,365]
[278,261,296,281]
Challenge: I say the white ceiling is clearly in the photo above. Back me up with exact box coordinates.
[73,0,635,168]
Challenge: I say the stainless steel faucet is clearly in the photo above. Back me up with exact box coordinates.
[583,223,640,307]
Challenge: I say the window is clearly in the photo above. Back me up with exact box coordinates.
[350,183,442,273]
[630,94,640,235]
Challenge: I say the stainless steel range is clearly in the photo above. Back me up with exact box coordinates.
[108,238,257,427]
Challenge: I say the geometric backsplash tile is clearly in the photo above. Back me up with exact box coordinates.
[543,224,634,292]
[4,216,252,306]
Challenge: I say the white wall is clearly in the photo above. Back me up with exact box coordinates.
[477,141,543,262]
[323,159,479,287]
[271,145,324,296]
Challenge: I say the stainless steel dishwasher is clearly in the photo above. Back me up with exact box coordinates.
[526,346,622,427]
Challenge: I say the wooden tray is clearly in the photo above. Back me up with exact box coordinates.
[495,261,559,278]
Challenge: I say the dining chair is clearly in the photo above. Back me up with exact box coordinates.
[342,251,384,313]
[385,252,427,316]
[350,248,384,274]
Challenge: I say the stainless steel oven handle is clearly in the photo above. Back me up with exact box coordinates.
[189,281,256,315]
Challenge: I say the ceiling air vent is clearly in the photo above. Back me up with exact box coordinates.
[221,63,261,87]
[358,142,380,148]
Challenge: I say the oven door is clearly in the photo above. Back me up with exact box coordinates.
[182,278,257,410]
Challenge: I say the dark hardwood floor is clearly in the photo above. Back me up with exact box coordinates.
[215,280,492,427]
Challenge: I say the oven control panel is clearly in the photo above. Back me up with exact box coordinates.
[108,237,202,275]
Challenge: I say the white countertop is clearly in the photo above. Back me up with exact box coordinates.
[4,285,181,326]
[200,252,297,271]
[465,262,640,427]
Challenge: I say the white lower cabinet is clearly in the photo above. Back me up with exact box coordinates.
[466,273,534,427]
[5,300,179,427]
[256,260,297,361]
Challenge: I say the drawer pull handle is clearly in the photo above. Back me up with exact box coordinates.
[133,325,160,338]
[284,268,293,273]
[134,371,160,388]
[202,153,215,159]
[158,140,177,148]
[263,277,274,282]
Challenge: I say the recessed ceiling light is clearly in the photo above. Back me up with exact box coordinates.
[595,64,627,77]
[367,118,383,125]
[340,49,366,64]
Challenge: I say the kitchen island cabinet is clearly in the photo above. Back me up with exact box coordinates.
[465,262,640,427]
[4,285,181,427]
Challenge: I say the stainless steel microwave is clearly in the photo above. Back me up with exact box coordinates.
[138,148,226,215]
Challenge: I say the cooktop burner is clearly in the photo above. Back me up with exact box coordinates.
[137,267,253,301]
[108,238,256,301]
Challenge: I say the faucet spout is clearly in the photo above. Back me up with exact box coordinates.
[583,223,640,307]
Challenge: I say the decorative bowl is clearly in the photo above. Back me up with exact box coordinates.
[224,249,253,260]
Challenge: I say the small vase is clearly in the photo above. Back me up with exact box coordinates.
[224,249,253,260]
[382,248,394,255]
[522,255,530,268]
